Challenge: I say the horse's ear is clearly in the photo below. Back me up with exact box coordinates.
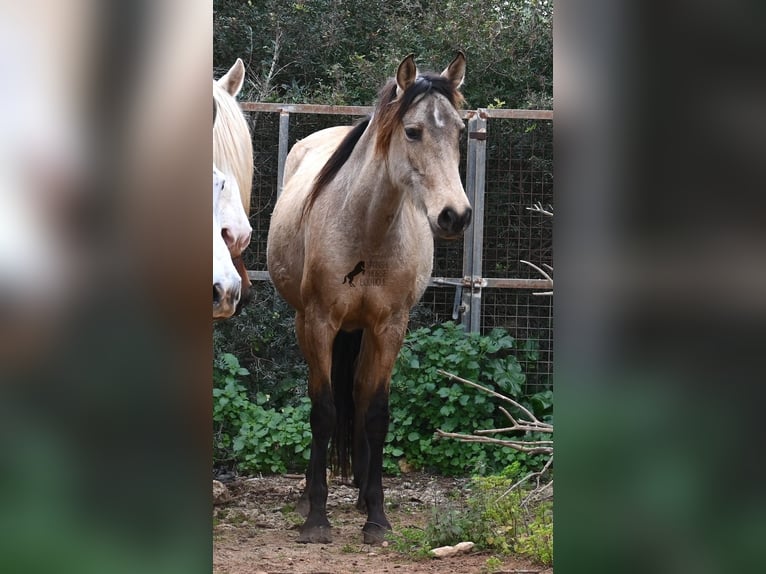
[217,58,246,97]
[396,54,418,97]
[441,51,466,90]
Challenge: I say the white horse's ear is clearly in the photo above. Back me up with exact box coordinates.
[396,54,418,97]
[217,58,246,97]
[441,51,466,90]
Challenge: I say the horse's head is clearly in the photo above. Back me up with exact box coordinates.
[213,166,242,320]
[213,60,253,319]
[378,52,472,240]
[215,168,252,258]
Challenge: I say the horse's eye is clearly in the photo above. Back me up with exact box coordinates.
[404,127,422,141]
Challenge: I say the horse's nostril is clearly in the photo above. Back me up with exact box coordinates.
[438,207,472,235]
[463,207,473,229]
[213,283,224,304]
[437,208,458,232]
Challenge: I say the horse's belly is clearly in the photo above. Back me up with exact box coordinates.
[266,217,305,310]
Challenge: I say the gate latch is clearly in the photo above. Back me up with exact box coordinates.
[462,276,486,290]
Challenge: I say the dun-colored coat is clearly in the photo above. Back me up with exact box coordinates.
[267,53,472,544]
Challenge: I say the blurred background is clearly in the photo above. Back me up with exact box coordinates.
[0,1,213,573]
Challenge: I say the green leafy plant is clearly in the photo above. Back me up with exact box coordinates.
[213,353,312,474]
[214,321,551,478]
[386,526,431,559]
[386,322,548,476]
[484,555,503,573]
[513,501,553,566]
[213,284,308,410]
[387,466,553,566]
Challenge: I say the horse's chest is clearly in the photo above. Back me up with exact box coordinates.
[339,257,399,289]
[331,255,429,316]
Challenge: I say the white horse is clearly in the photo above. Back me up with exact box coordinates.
[212,59,253,320]
[213,165,248,319]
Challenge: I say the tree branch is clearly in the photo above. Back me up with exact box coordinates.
[433,430,553,454]
[520,259,553,296]
[526,202,553,217]
[437,370,549,429]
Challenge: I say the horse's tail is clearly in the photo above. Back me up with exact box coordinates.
[330,329,362,481]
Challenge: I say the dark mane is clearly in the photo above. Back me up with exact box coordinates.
[302,116,371,220]
[302,70,463,219]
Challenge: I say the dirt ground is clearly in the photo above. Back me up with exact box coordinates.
[213,472,551,574]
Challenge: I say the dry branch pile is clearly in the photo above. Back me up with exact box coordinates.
[434,369,553,505]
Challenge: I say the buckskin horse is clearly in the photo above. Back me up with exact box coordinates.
[267,52,471,543]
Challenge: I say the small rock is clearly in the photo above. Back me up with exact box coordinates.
[455,541,475,553]
[381,540,389,547]
[430,545,458,558]
[212,480,229,505]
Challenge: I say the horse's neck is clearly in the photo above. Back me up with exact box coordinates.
[338,139,408,245]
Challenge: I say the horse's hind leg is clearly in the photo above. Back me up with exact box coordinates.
[295,313,336,543]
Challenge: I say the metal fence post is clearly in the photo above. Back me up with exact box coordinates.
[461,110,487,333]
[461,113,478,331]
[276,110,290,197]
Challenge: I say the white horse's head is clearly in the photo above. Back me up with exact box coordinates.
[213,166,244,320]
[213,59,253,257]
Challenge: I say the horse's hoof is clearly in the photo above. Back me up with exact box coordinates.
[362,522,391,545]
[297,525,333,544]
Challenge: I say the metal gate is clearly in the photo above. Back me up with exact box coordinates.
[240,103,553,390]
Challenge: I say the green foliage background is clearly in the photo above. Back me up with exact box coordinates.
[214,315,552,476]
[214,0,552,109]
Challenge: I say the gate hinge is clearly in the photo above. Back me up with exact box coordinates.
[469,129,487,141]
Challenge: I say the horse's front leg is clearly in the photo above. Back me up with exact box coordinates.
[355,320,407,544]
[295,312,336,543]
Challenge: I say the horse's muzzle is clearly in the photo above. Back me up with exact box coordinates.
[213,280,241,320]
[436,206,472,238]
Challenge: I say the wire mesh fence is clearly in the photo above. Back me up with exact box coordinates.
[238,104,553,392]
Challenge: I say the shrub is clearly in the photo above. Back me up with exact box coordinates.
[388,464,553,566]
[386,322,550,476]
[214,322,552,477]
[213,284,308,410]
[213,353,311,474]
